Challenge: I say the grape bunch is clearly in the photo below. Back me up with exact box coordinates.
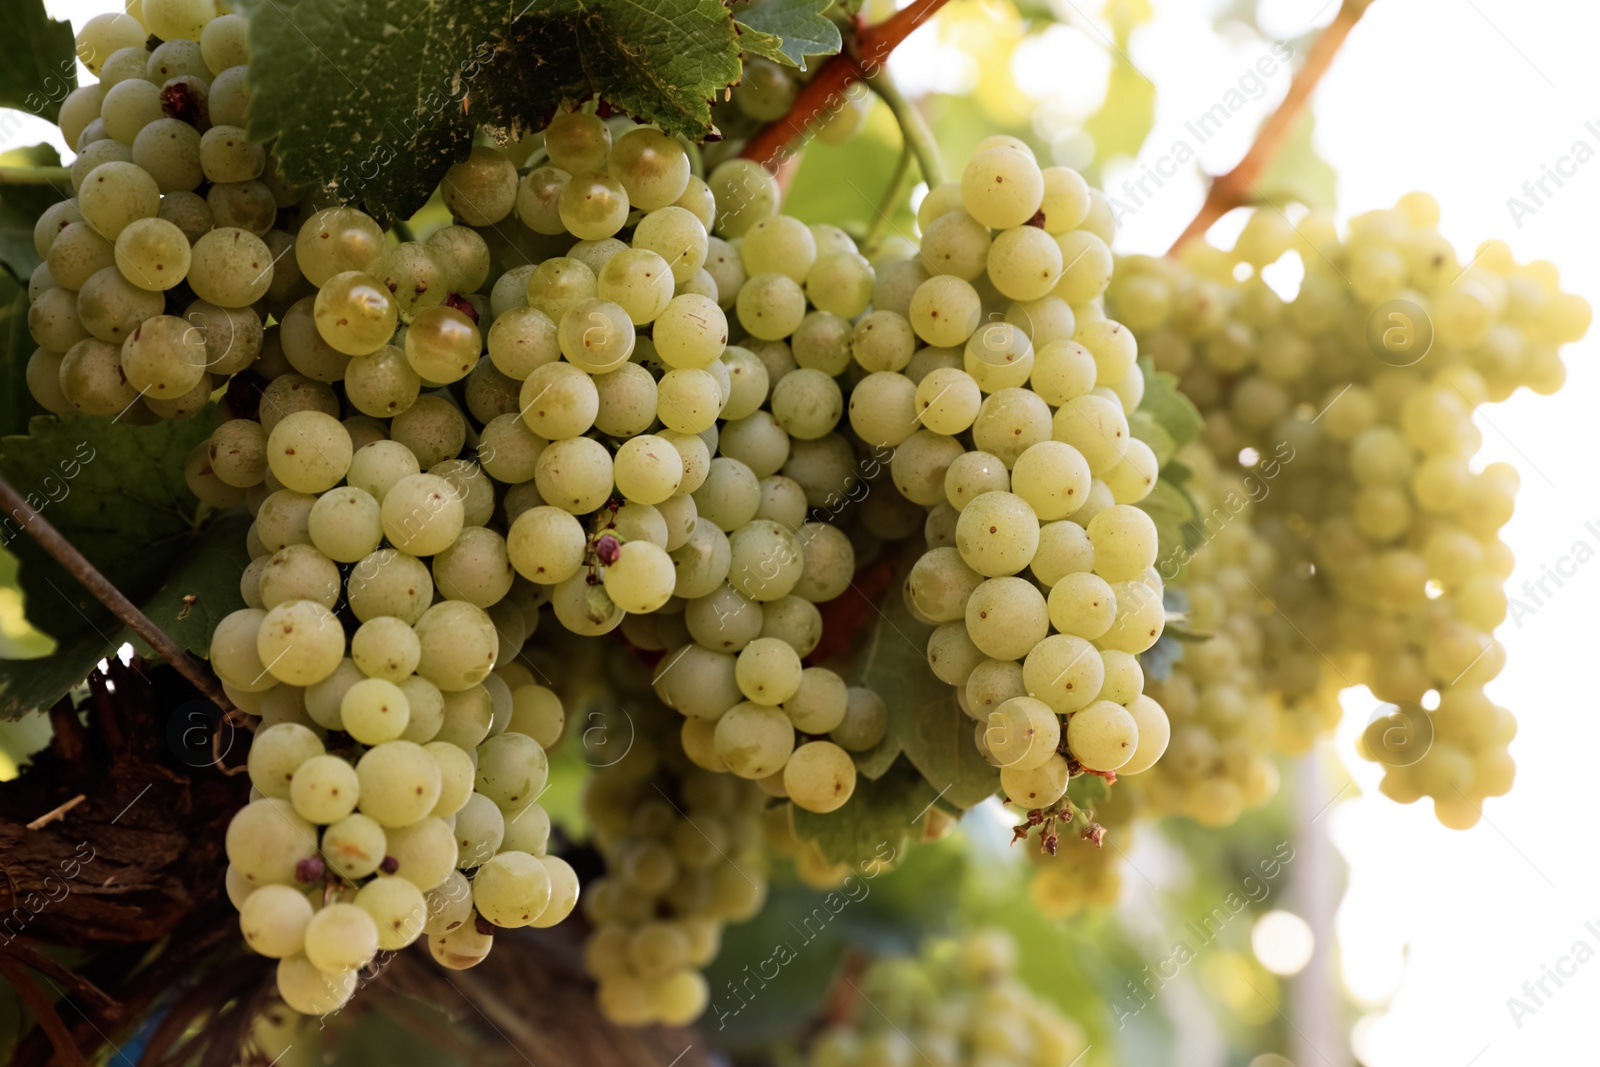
[852,139,1177,807]
[1108,195,1591,829]
[805,929,1088,1067]
[580,693,770,1027]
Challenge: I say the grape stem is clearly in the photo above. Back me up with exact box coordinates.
[0,474,236,717]
[862,145,915,255]
[1166,0,1373,255]
[739,0,953,169]
[865,65,947,187]
[392,218,417,243]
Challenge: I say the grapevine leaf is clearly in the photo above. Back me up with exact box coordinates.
[132,509,252,659]
[1137,476,1198,584]
[848,566,999,808]
[0,413,215,719]
[245,0,741,221]
[1256,112,1337,213]
[732,0,842,67]
[1128,411,1177,468]
[0,148,66,284]
[0,0,77,123]
[0,274,45,438]
[1136,358,1203,452]
[788,757,937,867]
[1067,771,1112,811]
[1139,632,1183,682]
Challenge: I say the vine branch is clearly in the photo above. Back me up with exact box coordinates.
[1167,0,1374,255]
[739,0,953,169]
[863,145,915,255]
[865,65,946,187]
[0,474,235,716]
[0,165,73,188]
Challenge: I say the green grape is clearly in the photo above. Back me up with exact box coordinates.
[206,180,277,236]
[517,361,597,440]
[963,321,1035,392]
[403,305,481,384]
[476,731,549,810]
[47,222,114,291]
[1097,579,1165,655]
[608,127,691,211]
[964,577,1048,661]
[189,227,275,308]
[909,275,982,348]
[515,165,570,235]
[600,540,677,614]
[1052,394,1129,475]
[656,367,723,434]
[1066,700,1139,771]
[76,12,147,74]
[1039,166,1091,233]
[943,451,1010,513]
[850,310,916,373]
[429,915,494,969]
[955,492,1040,577]
[199,125,265,184]
[426,740,476,819]
[422,225,489,294]
[805,251,875,318]
[988,225,1064,301]
[560,169,631,240]
[421,869,474,936]
[225,797,318,885]
[257,598,345,686]
[144,0,214,40]
[414,600,498,691]
[736,272,807,341]
[25,349,71,414]
[246,722,325,800]
[186,299,264,374]
[534,435,614,514]
[922,211,991,281]
[453,791,506,868]
[507,687,564,750]
[733,57,797,119]
[320,812,388,881]
[727,518,803,602]
[355,741,444,828]
[239,884,314,959]
[99,79,163,144]
[1001,754,1071,807]
[377,472,462,557]
[289,753,360,824]
[346,441,421,504]
[653,294,728,370]
[312,271,395,356]
[708,159,780,238]
[471,850,552,929]
[612,434,684,506]
[1086,505,1159,582]
[734,636,803,706]
[254,489,318,554]
[1118,694,1170,774]
[740,215,817,284]
[544,111,612,173]
[913,367,982,437]
[200,12,251,72]
[557,297,636,373]
[72,142,133,196]
[349,616,420,683]
[983,695,1060,770]
[634,205,709,284]
[661,431,711,497]
[78,161,159,239]
[485,306,559,381]
[121,313,206,398]
[1022,632,1103,715]
[769,368,842,441]
[598,249,675,325]
[276,954,356,1014]
[434,686,494,749]
[432,525,515,607]
[1046,572,1116,639]
[265,411,353,495]
[340,678,411,745]
[531,855,579,927]
[76,264,160,346]
[784,741,857,814]
[652,642,741,720]
[713,700,794,779]
[258,544,340,609]
[355,875,427,951]
[507,505,587,584]
[907,547,984,623]
[28,288,88,354]
[1009,440,1092,521]
[304,901,380,974]
[296,207,386,288]
[1054,229,1114,304]
[440,146,517,226]
[341,344,419,417]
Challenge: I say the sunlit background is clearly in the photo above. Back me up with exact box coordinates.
[6,0,1597,1064]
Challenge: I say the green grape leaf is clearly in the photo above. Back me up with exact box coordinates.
[1136,358,1203,452]
[0,150,66,284]
[1138,475,1199,584]
[131,509,251,659]
[1067,770,1112,811]
[1256,112,1338,213]
[1139,632,1183,682]
[1082,57,1155,180]
[0,274,45,438]
[1128,411,1177,468]
[847,568,999,808]
[245,0,742,221]
[0,0,77,123]
[0,413,216,719]
[788,757,938,867]
[733,0,843,67]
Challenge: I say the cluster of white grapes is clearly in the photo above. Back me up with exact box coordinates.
[1108,196,1591,829]
[805,929,1088,1067]
[580,696,769,1027]
[871,140,1174,808]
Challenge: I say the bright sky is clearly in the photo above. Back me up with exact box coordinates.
[21,1,1600,1064]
